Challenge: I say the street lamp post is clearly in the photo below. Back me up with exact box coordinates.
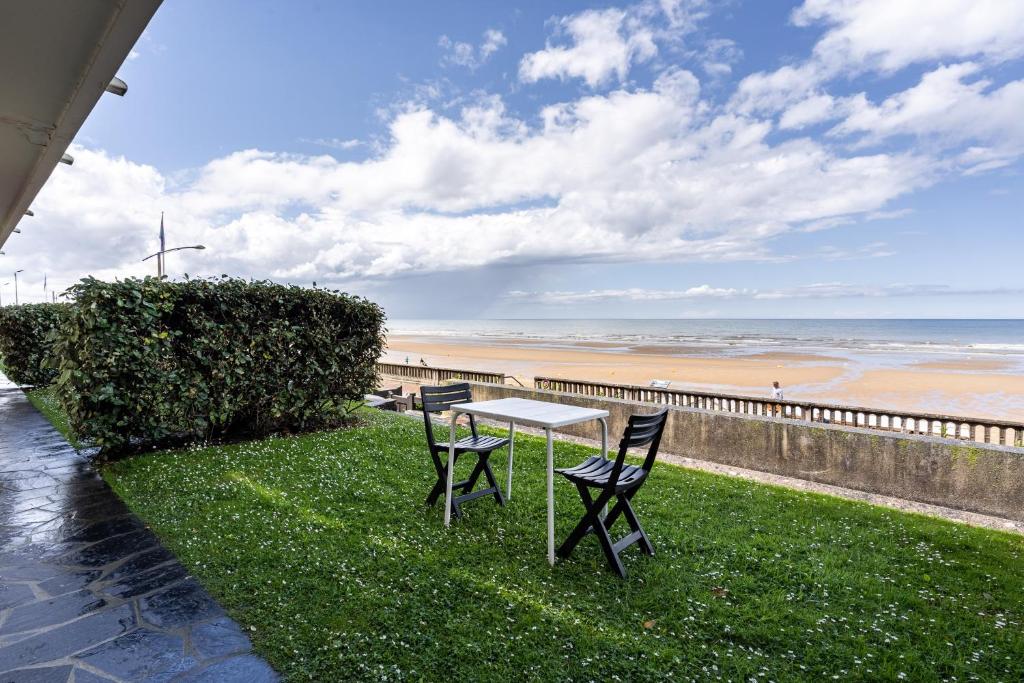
[143,213,205,277]
[13,270,23,305]
[142,245,206,276]
[0,282,8,307]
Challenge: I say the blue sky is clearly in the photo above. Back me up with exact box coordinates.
[6,0,1024,317]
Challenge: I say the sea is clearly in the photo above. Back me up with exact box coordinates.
[388,319,1024,362]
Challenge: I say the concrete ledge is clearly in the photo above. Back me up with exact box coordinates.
[467,382,1024,522]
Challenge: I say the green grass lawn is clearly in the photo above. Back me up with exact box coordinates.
[96,410,1024,681]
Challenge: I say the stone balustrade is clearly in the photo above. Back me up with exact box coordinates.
[469,381,1024,522]
[378,362,506,386]
[535,376,1024,447]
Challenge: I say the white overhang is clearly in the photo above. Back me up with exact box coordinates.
[0,0,162,249]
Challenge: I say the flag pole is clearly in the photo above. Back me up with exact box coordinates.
[158,212,166,277]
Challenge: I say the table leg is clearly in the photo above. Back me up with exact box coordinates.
[599,417,609,519]
[444,411,460,527]
[506,421,516,500]
[546,427,555,566]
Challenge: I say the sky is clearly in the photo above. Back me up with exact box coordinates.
[3,0,1023,318]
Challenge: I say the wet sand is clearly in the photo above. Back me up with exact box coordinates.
[384,335,1024,421]
[911,359,1017,372]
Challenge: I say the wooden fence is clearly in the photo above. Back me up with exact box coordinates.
[378,362,506,386]
[535,376,1024,447]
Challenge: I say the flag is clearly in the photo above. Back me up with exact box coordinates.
[43,274,46,293]
[159,212,165,252]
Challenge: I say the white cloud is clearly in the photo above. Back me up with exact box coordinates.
[508,282,1024,305]
[754,283,1024,300]
[830,63,1024,171]
[865,208,913,221]
[701,38,742,79]
[16,78,930,294]
[779,94,838,130]
[793,0,1024,74]
[729,0,1024,183]
[519,7,659,87]
[506,285,745,305]
[515,1,708,87]
[729,62,822,115]
[480,29,507,60]
[658,0,708,31]
[734,0,1024,117]
[8,0,1020,303]
[439,29,507,70]
[301,137,363,151]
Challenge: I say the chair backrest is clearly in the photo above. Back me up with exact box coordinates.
[607,408,670,487]
[419,383,477,449]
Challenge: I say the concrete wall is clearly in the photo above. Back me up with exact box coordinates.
[468,382,1024,522]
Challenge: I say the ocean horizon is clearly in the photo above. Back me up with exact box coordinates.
[389,318,1024,360]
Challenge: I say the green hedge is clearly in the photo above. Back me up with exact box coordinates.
[54,276,385,452]
[0,303,71,386]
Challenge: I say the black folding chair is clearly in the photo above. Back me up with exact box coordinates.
[420,383,509,518]
[556,408,669,577]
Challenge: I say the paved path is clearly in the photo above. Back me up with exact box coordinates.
[0,379,278,682]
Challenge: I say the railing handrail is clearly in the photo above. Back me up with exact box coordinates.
[374,364,1022,445]
[377,362,506,384]
[534,375,1024,429]
[534,375,1024,447]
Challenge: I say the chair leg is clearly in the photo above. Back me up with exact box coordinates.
[461,454,504,507]
[478,454,506,506]
[463,456,486,494]
[430,451,506,516]
[558,484,650,576]
[604,491,654,557]
[618,494,654,556]
[603,496,627,530]
[425,476,446,507]
[557,485,611,559]
[603,488,636,529]
[591,511,627,578]
[427,449,463,506]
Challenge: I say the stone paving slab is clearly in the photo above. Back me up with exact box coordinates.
[0,381,278,683]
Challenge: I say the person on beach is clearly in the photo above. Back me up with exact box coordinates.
[771,381,784,400]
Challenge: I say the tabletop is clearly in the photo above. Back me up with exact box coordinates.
[454,397,609,428]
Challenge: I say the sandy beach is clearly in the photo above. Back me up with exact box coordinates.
[384,334,1024,421]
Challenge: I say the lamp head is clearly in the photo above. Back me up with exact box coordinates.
[106,76,128,96]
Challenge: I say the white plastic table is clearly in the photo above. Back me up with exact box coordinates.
[444,398,609,566]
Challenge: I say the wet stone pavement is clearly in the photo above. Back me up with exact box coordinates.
[0,379,278,682]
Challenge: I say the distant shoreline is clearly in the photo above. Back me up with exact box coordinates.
[386,318,1024,358]
[384,330,1024,422]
